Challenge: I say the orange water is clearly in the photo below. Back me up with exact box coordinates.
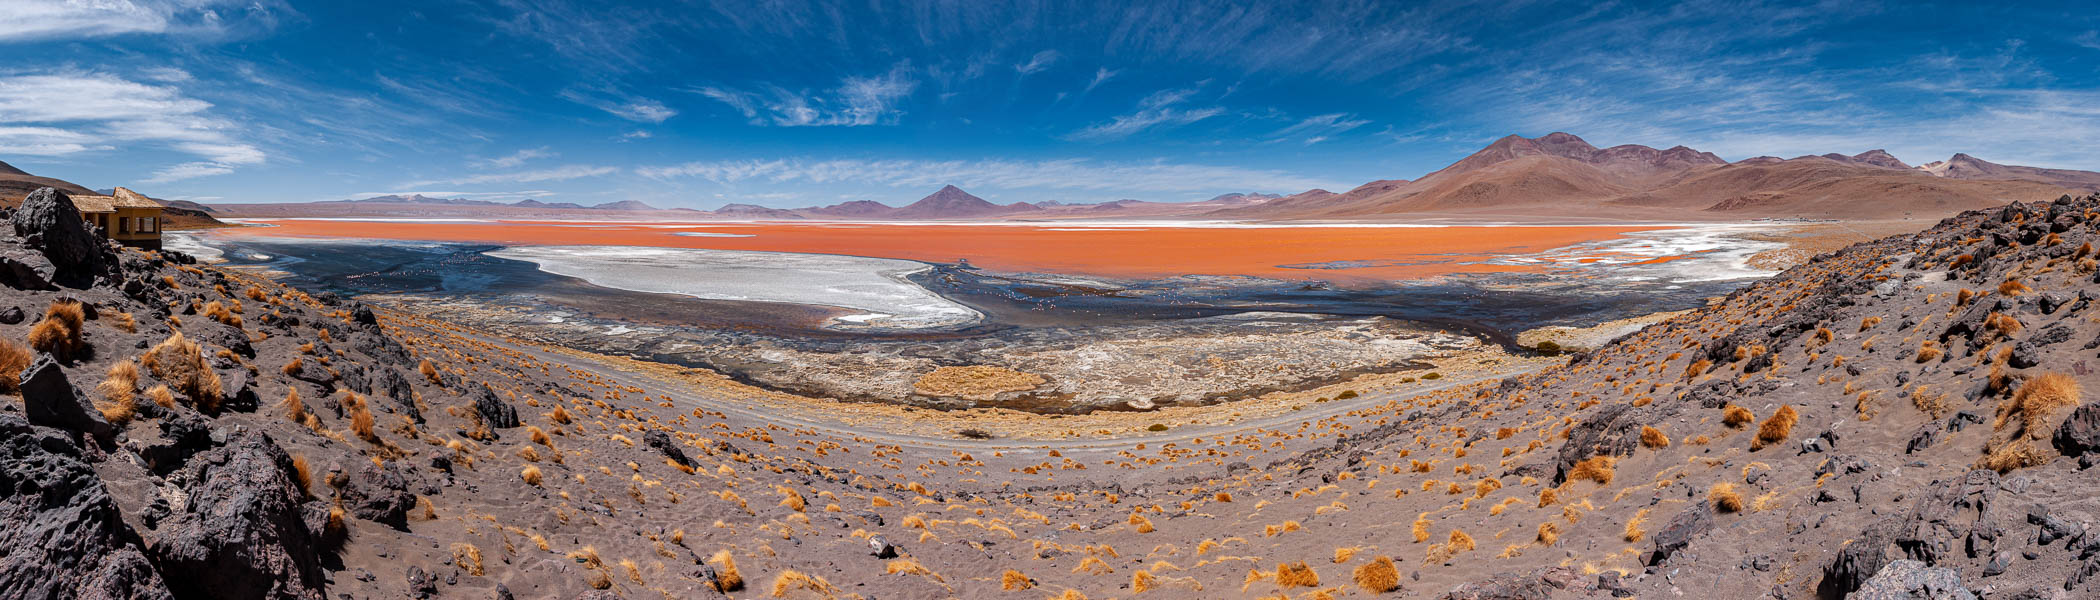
[218,220,1667,281]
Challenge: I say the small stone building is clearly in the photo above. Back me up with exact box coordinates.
[68,187,165,249]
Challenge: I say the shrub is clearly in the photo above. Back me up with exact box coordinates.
[1146,423,1169,432]
[1533,340,1562,355]
[769,570,833,597]
[1997,279,2031,296]
[1129,513,1154,533]
[1709,483,1743,513]
[1352,556,1399,593]
[1568,456,1615,485]
[290,454,313,499]
[521,465,543,486]
[1751,406,1798,451]
[451,543,484,576]
[1980,439,2049,473]
[146,385,174,409]
[1536,522,1560,546]
[1422,372,1442,380]
[282,387,305,422]
[142,332,222,413]
[1639,426,1669,449]
[1275,562,1319,588]
[0,338,29,392]
[1915,341,1943,363]
[1624,509,1651,542]
[1684,359,1712,379]
[1985,312,2023,337]
[708,550,743,592]
[1723,405,1754,428]
[1536,487,1558,507]
[29,301,85,360]
[1411,514,1430,543]
[1001,569,1034,590]
[95,360,140,425]
[1998,373,2081,438]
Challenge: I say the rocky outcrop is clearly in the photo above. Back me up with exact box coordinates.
[0,414,173,599]
[8,188,113,287]
[339,462,415,530]
[472,383,520,429]
[20,352,115,441]
[150,429,325,600]
[1851,560,1976,600]
[646,430,692,468]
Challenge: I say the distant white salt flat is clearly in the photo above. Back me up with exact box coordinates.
[1490,224,1786,283]
[670,232,756,238]
[162,232,226,263]
[484,245,980,330]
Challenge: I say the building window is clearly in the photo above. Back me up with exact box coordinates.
[143,217,156,233]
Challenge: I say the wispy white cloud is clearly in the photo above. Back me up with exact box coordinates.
[0,71,264,181]
[636,157,1336,194]
[1015,50,1060,75]
[560,88,676,123]
[1065,87,1223,140]
[1083,67,1119,93]
[343,190,554,201]
[692,64,918,127]
[0,0,290,43]
[1269,113,1371,145]
[403,164,617,187]
[474,147,554,169]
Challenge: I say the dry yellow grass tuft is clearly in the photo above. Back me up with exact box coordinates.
[142,331,222,413]
[1624,508,1651,542]
[1411,514,1431,543]
[1998,373,2082,438]
[1536,522,1560,546]
[1916,341,1943,363]
[1709,483,1743,513]
[1723,405,1754,428]
[451,543,484,576]
[0,338,30,393]
[769,570,834,597]
[1129,512,1155,534]
[1001,569,1034,590]
[1568,456,1615,486]
[1997,278,2031,296]
[520,465,543,486]
[709,550,744,592]
[1640,425,1669,449]
[28,301,85,361]
[1275,561,1320,588]
[1751,406,1798,451]
[1352,556,1399,593]
[1537,487,1559,508]
[94,360,140,426]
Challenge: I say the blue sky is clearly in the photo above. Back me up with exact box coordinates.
[1,1,2097,208]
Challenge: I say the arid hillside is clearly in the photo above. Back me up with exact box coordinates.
[6,186,2100,599]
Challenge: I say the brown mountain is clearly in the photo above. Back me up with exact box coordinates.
[1226,133,2099,220]
[711,203,803,219]
[802,200,896,219]
[1916,153,2100,191]
[884,185,1036,220]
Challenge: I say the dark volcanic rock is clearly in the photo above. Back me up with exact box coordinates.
[1440,570,1555,600]
[1551,403,1642,485]
[1821,520,1898,600]
[150,429,325,600]
[1645,503,1714,566]
[645,430,692,468]
[9,188,113,287]
[0,414,174,599]
[340,462,415,530]
[19,352,114,441]
[2055,403,2100,456]
[472,383,520,429]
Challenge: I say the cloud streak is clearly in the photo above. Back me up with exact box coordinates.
[693,64,918,127]
[403,164,618,187]
[1065,87,1223,140]
[0,71,265,182]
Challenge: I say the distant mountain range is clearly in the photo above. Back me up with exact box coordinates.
[8,134,2099,223]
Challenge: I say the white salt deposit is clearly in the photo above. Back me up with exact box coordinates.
[485,245,980,330]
